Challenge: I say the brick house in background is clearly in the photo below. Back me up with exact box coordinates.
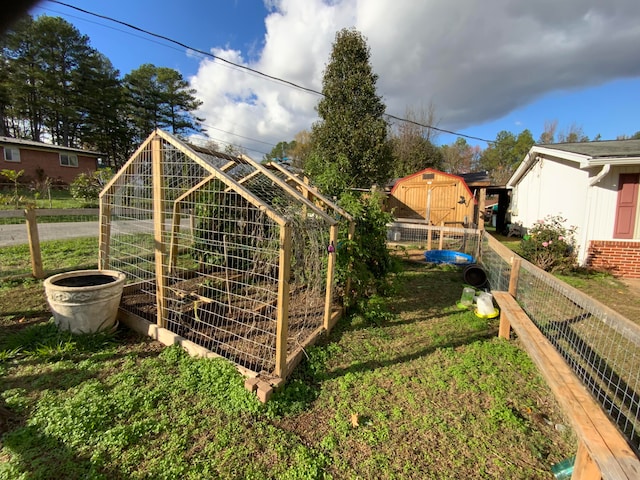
[0,136,105,185]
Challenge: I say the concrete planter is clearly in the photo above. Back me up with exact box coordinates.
[44,270,126,334]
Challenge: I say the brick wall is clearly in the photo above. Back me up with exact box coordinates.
[1,146,97,184]
[587,240,640,278]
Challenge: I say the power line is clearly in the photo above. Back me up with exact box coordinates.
[385,114,495,144]
[47,0,496,145]
[49,0,323,96]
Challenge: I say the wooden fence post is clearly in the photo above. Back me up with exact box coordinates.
[499,256,521,339]
[24,207,44,279]
[324,224,338,331]
[573,441,601,480]
[275,224,292,379]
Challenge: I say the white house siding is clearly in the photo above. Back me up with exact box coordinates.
[510,155,589,234]
[512,161,640,265]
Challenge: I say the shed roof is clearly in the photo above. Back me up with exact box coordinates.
[0,136,106,157]
[390,168,475,198]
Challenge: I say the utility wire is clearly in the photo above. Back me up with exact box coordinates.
[385,114,494,144]
[49,0,322,96]
[48,0,495,145]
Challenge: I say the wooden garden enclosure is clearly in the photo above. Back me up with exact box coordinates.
[99,129,353,383]
[388,168,477,226]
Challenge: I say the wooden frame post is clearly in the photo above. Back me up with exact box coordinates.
[24,207,44,279]
[499,256,521,339]
[152,136,167,328]
[274,224,292,379]
[98,195,111,270]
[574,441,602,480]
[324,224,338,330]
[478,187,486,230]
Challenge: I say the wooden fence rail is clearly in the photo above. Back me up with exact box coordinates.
[483,232,640,479]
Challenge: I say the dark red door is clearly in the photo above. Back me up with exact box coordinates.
[613,173,639,239]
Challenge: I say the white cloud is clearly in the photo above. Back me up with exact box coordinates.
[190,0,640,156]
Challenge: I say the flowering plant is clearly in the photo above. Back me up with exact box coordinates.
[520,215,577,272]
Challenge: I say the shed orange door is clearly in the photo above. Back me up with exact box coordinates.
[613,173,639,239]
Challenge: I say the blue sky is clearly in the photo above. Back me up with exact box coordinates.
[31,0,640,157]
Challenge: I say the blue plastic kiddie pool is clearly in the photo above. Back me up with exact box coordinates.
[424,250,474,265]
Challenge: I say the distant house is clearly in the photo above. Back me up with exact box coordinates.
[0,136,105,184]
[387,168,477,227]
[507,140,640,277]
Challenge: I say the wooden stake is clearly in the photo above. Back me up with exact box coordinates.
[274,224,292,379]
[478,187,486,231]
[98,197,111,270]
[508,257,521,296]
[24,207,44,279]
[324,224,338,331]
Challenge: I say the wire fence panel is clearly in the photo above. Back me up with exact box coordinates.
[481,232,640,454]
[386,221,481,260]
[101,131,341,377]
[480,232,512,292]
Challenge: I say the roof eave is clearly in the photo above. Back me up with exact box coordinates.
[581,157,640,168]
[507,146,593,187]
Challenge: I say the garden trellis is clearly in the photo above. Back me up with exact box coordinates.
[99,129,352,381]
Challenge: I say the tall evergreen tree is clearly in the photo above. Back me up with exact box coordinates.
[306,28,392,196]
[2,16,45,140]
[78,53,133,166]
[124,64,202,143]
[34,15,93,147]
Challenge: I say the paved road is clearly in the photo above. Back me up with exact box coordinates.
[0,221,100,246]
[0,219,191,247]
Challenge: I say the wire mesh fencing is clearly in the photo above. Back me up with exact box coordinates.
[387,220,481,260]
[100,130,343,377]
[481,232,640,454]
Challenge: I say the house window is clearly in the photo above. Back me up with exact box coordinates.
[60,153,78,167]
[3,147,20,162]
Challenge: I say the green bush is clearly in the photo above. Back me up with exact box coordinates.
[70,168,113,206]
[337,191,399,302]
[520,215,577,272]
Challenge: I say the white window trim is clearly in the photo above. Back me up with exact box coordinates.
[3,147,20,162]
[60,153,79,167]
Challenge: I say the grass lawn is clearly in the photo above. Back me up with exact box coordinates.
[0,259,576,479]
[0,187,90,211]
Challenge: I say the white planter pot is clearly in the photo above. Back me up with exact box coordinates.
[44,270,126,334]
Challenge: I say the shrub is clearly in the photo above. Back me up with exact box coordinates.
[70,168,113,206]
[337,191,400,303]
[520,215,577,272]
